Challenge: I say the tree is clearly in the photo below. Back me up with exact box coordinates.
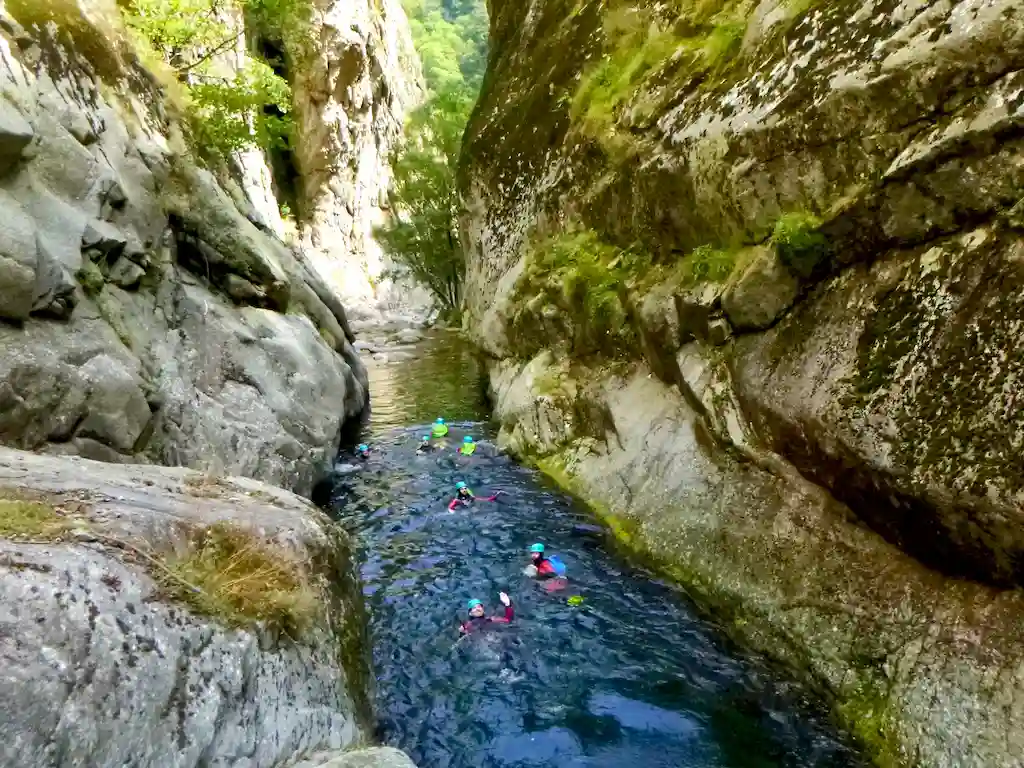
[376,86,474,319]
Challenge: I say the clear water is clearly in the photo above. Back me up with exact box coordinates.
[325,332,863,768]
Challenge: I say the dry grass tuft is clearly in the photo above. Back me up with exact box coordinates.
[160,522,320,638]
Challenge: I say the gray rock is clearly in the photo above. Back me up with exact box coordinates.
[107,257,146,290]
[0,190,39,321]
[721,246,799,331]
[372,352,388,362]
[706,317,732,346]
[71,435,128,463]
[296,746,419,768]
[353,340,375,352]
[394,328,423,344]
[75,354,152,453]
[31,234,78,320]
[0,97,33,175]
[0,446,373,768]
[224,272,265,303]
[60,105,100,145]
[81,219,128,258]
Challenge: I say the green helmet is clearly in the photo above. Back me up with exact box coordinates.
[467,598,482,610]
[456,481,467,490]
[530,543,545,553]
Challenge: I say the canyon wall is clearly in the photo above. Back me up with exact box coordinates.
[461,0,1024,764]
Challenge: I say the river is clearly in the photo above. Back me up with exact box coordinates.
[324,331,864,768]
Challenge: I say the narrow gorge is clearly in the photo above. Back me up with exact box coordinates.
[460,0,1024,766]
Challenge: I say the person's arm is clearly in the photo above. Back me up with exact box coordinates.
[448,498,459,511]
[483,491,505,502]
[490,592,513,623]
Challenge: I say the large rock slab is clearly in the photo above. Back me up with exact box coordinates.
[0,96,33,175]
[0,446,374,768]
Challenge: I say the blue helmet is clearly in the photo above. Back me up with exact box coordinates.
[358,444,368,452]
[421,435,430,441]
[436,417,445,424]
[455,481,467,490]
[530,543,545,553]
[463,435,474,443]
[467,598,482,610]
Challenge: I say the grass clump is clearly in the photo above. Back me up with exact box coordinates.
[679,243,737,283]
[770,212,829,278]
[160,522,319,638]
[0,495,70,540]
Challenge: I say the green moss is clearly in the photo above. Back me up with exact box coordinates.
[76,261,106,297]
[837,679,905,767]
[0,492,69,539]
[770,212,829,278]
[160,522,319,639]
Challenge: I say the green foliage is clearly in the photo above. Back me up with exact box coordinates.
[770,212,828,278]
[516,229,648,357]
[401,0,488,93]
[76,261,106,296]
[121,0,298,161]
[376,85,475,318]
[679,244,737,283]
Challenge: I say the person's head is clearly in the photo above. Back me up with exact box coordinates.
[357,443,369,455]
[530,542,545,563]
[467,598,484,618]
[436,417,445,425]
[456,481,470,497]
[421,435,430,444]
[463,435,474,445]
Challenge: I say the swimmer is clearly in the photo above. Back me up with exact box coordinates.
[459,435,477,456]
[460,592,513,635]
[355,443,371,460]
[415,435,435,455]
[448,481,504,511]
[525,543,568,592]
[432,417,449,438]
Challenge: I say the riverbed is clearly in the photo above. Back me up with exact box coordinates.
[324,332,863,768]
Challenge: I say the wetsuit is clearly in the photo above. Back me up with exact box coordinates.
[460,602,514,634]
[533,557,557,579]
[448,491,502,511]
[416,443,434,455]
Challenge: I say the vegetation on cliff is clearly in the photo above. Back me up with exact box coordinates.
[374,0,487,319]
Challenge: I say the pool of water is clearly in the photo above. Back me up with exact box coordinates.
[326,332,863,768]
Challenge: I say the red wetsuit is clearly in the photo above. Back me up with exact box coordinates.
[459,603,514,634]
[448,492,501,511]
[535,558,557,578]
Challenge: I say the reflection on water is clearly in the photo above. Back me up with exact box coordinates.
[361,331,490,437]
[327,334,863,768]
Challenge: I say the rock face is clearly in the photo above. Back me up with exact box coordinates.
[462,0,1024,764]
[0,446,374,768]
[289,0,433,328]
[0,5,369,495]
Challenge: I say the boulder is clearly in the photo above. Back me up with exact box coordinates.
[0,190,40,321]
[294,747,419,768]
[106,257,146,290]
[75,355,152,453]
[81,219,128,259]
[721,246,799,331]
[394,328,423,344]
[0,97,33,175]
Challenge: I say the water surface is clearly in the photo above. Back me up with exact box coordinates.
[327,333,862,768]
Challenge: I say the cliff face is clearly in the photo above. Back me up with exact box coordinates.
[0,0,369,495]
[290,0,433,328]
[462,0,1024,764]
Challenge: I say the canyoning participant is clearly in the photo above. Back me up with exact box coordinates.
[416,435,435,455]
[526,542,568,591]
[356,443,371,460]
[460,592,513,635]
[447,481,504,510]
[459,435,477,456]
[432,417,449,438]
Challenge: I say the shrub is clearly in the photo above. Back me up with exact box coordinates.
[771,212,829,278]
